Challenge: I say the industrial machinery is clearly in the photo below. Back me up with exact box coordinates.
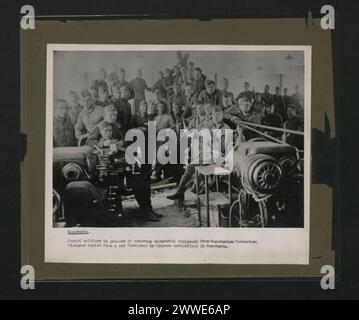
[52,145,141,227]
[228,137,304,228]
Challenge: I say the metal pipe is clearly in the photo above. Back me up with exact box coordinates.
[232,118,304,136]
[237,122,285,144]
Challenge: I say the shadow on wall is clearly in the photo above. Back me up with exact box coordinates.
[312,113,336,187]
[311,112,338,259]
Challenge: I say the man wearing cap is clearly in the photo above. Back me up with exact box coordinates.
[75,92,104,141]
[230,96,262,141]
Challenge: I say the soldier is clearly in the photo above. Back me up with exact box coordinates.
[113,86,133,132]
[273,86,287,122]
[75,92,104,142]
[220,78,235,103]
[284,104,303,149]
[237,81,254,102]
[153,101,175,133]
[188,102,209,130]
[251,92,265,116]
[113,68,135,100]
[192,67,206,94]
[68,91,84,126]
[92,69,109,92]
[182,82,198,122]
[203,102,215,130]
[172,65,184,87]
[260,103,283,139]
[209,105,232,165]
[290,84,304,118]
[53,98,76,147]
[167,105,231,201]
[169,83,186,113]
[171,102,184,135]
[197,79,222,106]
[232,96,263,141]
[87,105,125,144]
[151,71,167,98]
[261,84,274,106]
[283,87,291,113]
[92,121,124,150]
[107,63,120,93]
[130,69,151,115]
[131,100,150,129]
[222,94,240,129]
[95,85,112,108]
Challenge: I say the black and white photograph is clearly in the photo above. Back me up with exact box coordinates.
[46,45,310,264]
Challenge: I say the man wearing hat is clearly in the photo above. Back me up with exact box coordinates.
[75,92,104,141]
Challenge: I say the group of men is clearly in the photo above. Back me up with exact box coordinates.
[53,58,304,222]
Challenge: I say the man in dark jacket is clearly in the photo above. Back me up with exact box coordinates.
[290,84,304,118]
[182,83,198,121]
[130,69,151,114]
[284,104,304,149]
[237,81,254,102]
[53,99,76,147]
[197,80,222,106]
[68,91,83,126]
[261,103,283,140]
[114,86,133,132]
[261,84,274,106]
[151,71,167,98]
[273,86,287,122]
[192,67,206,94]
[113,68,135,100]
[92,69,109,92]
